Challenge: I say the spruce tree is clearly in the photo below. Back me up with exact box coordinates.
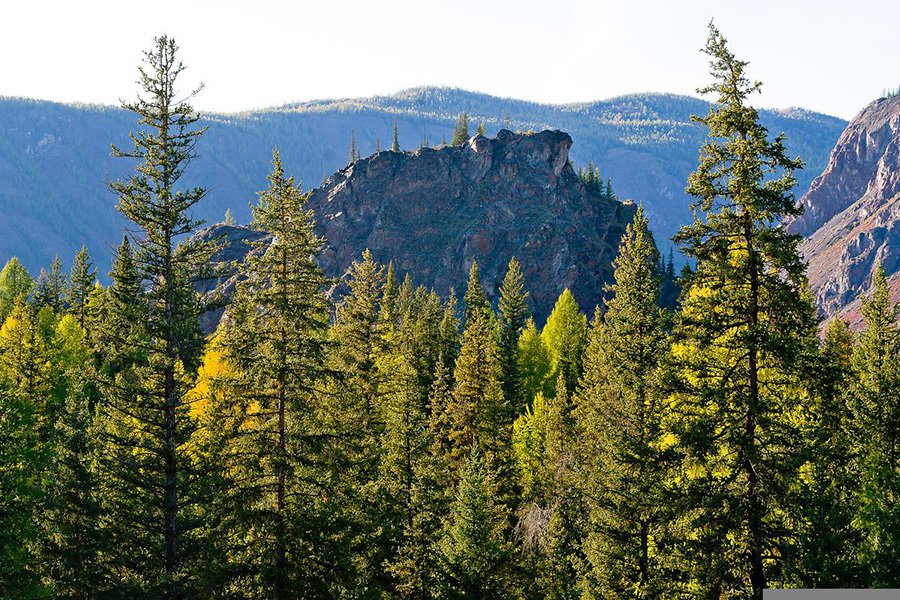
[498,257,529,413]
[476,121,486,137]
[349,129,358,163]
[438,451,515,599]
[101,35,215,597]
[786,317,862,587]
[219,150,333,597]
[849,265,900,585]
[447,308,509,468]
[574,206,674,598]
[66,246,96,333]
[463,261,490,326]
[392,119,401,152]
[451,112,470,146]
[668,23,818,597]
[33,255,67,313]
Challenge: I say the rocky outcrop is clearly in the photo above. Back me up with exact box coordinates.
[790,96,900,317]
[198,130,635,323]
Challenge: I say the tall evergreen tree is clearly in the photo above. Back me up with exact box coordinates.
[463,261,490,326]
[451,112,470,146]
[0,257,33,321]
[0,302,50,598]
[574,206,674,598]
[219,150,333,598]
[438,451,515,599]
[668,23,817,597]
[66,246,97,332]
[849,265,900,585]
[498,257,529,413]
[446,308,510,470]
[786,317,862,587]
[33,256,67,313]
[392,119,401,152]
[101,35,215,597]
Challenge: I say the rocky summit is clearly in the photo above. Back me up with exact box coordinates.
[788,95,900,318]
[200,129,635,323]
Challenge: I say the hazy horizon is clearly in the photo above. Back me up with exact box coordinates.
[5,0,898,120]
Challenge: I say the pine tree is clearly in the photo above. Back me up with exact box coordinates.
[463,261,490,326]
[574,206,674,598]
[849,265,900,585]
[668,23,818,597]
[37,366,105,598]
[66,246,97,333]
[476,121,486,137]
[438,451,515,599]
[101,35,215,597]
[223,208,236,225]
[0,257,33,321]
[452,112,470,146]
[786,317,862,587]
[0,302,50,597]
[392,119,401,152]
[498,257,529,413]
[379,350,447,598]
[541,289,587,396]
[219,150,333,597]
[349,129,358,164]
[33,255,67,313]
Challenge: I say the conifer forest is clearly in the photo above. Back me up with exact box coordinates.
[2,24,900,600]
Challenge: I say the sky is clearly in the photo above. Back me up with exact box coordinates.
[2,0,897,120]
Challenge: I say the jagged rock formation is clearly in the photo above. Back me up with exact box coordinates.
[0,89,844,274]
[199,130,635,323]
[788,95,900,317]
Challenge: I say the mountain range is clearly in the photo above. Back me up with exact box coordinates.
[0,87,846,274]
[787,93,900,324]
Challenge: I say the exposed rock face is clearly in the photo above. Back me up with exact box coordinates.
[198,130,635,323]
[788,96,900,317]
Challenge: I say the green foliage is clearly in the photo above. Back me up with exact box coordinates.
[219,150,334,598]
[574,206,674,598]
[66,246,96,333]
[32,255,66,313]
[668,23,818,597]
[438,452,515,599]
[451,112,470,146]
[498,257,529,413]
[849,265,900,585]
[392,119,400,152]
[99,35,217,597]
[463,261,490,326]
[0,257,33,321]
[541,289,587,395]
[517,318,554,403]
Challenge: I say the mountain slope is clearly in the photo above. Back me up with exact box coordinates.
[0,88,845,274]
[788,95,900,318]
[200,129,634,323]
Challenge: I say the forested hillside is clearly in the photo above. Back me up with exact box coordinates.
[2,28,899,600]
[0,84,844,273]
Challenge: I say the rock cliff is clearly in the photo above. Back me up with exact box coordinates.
[788,96,900,317]
[199,130,635,323]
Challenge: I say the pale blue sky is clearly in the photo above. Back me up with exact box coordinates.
[2,0,897,119]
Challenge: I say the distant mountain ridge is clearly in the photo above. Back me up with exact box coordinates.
[0,87,846,275]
